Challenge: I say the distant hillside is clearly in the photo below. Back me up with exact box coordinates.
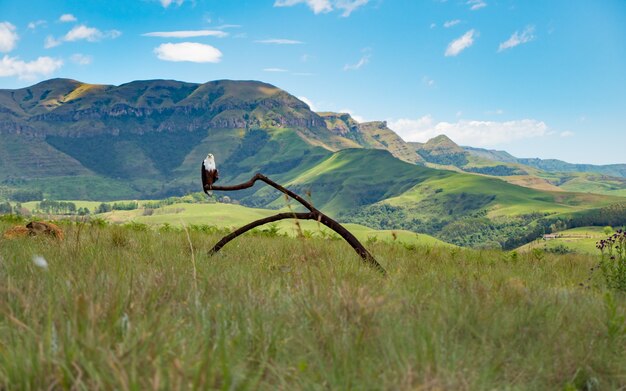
[0,78,421,199]
[410,135,529,176]
[405,135,626,196]
[319,112,423,164]
[465,146,626,178]
[1,78,625,249]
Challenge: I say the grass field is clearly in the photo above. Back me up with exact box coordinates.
[17,201,452,247]
[1,219,625,389]
[516,226,611,255]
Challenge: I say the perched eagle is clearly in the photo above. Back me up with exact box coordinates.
[201,153,219,194]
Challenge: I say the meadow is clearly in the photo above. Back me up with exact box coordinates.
[1,218,625,390]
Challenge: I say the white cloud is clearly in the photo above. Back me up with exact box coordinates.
[160,0,184,7]
[336,0,369,17]
[274,0,368,16]
[46,25,121,48]
[298,96,317,111]
[154,42,222,63]
[70,53,92,65]
[498,26,535,52]
[44,35,61,49]
[142,30,228,38]
[560,131,574,138]
[0,55,63,80]
[343,49,371,71]
[445,29,476,57]
[255,38,303,44]
[59,14,77,23]
[263,67,288,72]
[27,20,46,30]
[64,25,121,42]
[274,0,332,14]
[0,22,18,53]
[387,116,552,147]
[466,0,486,10]
[443,19,460,28]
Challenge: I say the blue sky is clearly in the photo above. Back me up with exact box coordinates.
[0,0,624,164]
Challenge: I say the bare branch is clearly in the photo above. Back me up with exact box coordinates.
[206,173,386,275]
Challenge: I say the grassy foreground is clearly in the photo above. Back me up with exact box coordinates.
[1,220,625,389]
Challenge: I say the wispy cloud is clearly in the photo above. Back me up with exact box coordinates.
[45,25,121,48]
[27,20,46,30]
[44,36,61,49]
[344,49,371,71]
[0,22,18,53]
[388,116,552,147]
[274,0,369,17]
[215,24,242,30]
[274,0,332,14]
[498,25,535,52]
[255,38,303,45]
[263,67,288,72]
[59,14,77,23]
[466,0,486,10]
[154,42,222,63]
[336,0,369,17]
[160,0,184,8]
[65,25,121,42]
[70,53,92,65]
[445,29,476,57]
[143,30,228,38]
[443,19,460,28]
[0,55,63,80]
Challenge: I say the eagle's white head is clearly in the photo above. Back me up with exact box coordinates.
[204,153,216,170]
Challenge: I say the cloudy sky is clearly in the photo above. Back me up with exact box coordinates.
[0,0,624,164]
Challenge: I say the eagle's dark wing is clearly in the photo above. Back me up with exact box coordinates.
[201,161,209,193]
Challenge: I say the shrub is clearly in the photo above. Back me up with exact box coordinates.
[596,229,626,291]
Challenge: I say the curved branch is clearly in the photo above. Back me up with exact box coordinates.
[206,173,386,275]
[207,173,315,212]
[209,212,313,255]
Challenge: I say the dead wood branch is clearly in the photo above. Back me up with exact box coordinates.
[205,174,386,275]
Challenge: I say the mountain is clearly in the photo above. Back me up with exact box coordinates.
[319,112,423,164]
[0,78,414,199]
[410,135,529,176]
[405,135,626,196]
[1,78,625,249]
[465,146,626,178]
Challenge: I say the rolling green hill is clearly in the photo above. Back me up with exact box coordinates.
[410,135,626,196]
[1,78,625,250]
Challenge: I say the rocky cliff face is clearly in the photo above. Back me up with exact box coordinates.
[319,112,423,164]
[0,79,327,138]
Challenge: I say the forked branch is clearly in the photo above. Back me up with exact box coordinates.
[205,174,385,275]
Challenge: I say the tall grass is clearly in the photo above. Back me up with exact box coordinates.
[0,220,624,389]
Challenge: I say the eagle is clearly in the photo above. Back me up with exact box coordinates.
[201,153,219,195]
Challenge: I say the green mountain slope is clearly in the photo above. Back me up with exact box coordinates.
[0,79,394,199]
[408,135,626,195]
[319,112,423,164]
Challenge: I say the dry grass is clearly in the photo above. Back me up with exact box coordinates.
[0,219,625,390]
